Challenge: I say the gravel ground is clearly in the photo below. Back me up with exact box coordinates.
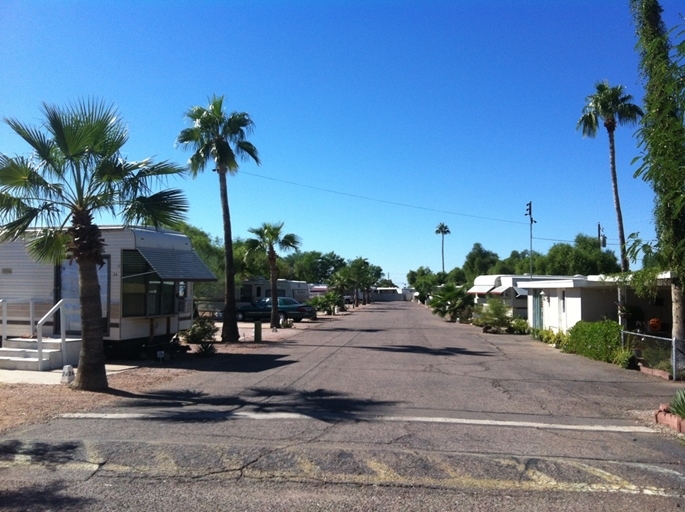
[0,315,332,435]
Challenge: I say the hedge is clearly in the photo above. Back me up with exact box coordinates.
[565,320,623,363]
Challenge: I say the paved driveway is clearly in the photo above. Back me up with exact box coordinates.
[2,302,684,511]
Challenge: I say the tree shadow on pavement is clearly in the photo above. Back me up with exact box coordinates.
[0,481,95,511]
[104,386,400,424]
[358,345,494,357]
[111,352,296,374]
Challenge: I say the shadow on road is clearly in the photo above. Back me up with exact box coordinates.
[358,345,495,357]
[322,327,383,333]
[104,386,400,424]
[0,481,95,511]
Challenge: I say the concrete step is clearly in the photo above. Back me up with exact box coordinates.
[0,347,61,358]
[0,337,82,370]
[0,355,51,371]
[4,338,65,350]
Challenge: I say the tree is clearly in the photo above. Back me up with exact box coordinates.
[407,266,437,303]
[428,284,473,322]
[577,81,643,272]
[377,278,398,288]
[177,95,260,343]
[462,243,499,283]
[0,99,187,391]
[328,266,354,299]
[284,250,346,284]
[631,0,685,342]
[537,235,620,276]
[175,222,225,299]
[435,222,451,273]
[245,222,301,328]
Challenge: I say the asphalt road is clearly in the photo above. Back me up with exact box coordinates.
[2,302,685,511]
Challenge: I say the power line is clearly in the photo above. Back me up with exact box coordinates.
[240,171,528,225]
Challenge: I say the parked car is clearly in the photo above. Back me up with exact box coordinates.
[236,297,317,324]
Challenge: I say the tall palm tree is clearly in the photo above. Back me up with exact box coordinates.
[577,81,643,272]
[435,222,451,273]
[0,99,187,391]
[244,222,300,328]
[177,95,260,342]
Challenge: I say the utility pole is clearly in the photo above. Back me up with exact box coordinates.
[597,222,606,248]
[525,202,536,276]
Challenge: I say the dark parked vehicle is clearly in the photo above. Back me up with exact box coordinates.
[236,297,317,324]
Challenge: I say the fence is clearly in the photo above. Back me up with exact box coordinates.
[621,330,685,380]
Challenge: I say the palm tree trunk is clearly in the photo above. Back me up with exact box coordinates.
[441,234,445,273]
[608,130,630,272]
[71,260,108,391]
[218,169,240,343]
[672,279,685,361]
[269,249,279,329]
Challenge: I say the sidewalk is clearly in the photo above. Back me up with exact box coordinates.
[0,364,138,385]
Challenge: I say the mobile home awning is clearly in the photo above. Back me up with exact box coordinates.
[467,285,494,294]
[490,285,528,296]
[136,247,217,281]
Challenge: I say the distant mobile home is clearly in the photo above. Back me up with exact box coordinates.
[238,277,310,304]
[0,226,216,358]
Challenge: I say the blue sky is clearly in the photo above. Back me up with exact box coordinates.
[1,1,683,287]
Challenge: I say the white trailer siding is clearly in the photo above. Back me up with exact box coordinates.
[1,226,213,348]
[0,240,55,338]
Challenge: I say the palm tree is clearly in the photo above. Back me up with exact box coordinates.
[0,99,187,391]
[435,222,451,273]
[577,81,643,272]
[177,95,260,343]
[244,222,301,328]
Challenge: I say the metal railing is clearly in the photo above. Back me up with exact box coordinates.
[1,298,39,342]
[622,330,685,380]
[36,299,67,371]
[1,298,71,371]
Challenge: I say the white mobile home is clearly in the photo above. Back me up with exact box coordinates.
[518,274,673,334]
[238,277,310,304]
[0,226,216,359]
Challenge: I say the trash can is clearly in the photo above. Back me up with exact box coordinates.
[254,321,262,343]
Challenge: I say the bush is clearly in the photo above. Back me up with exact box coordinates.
[181,316,219,344]
[196,342,217,357]
[428,284,473,322]
[565,320,623,363]
[473,297,511,329]
[612,348,638,369]
[510,317,530,334]
[670,389,685,420]
[309,292,343,315]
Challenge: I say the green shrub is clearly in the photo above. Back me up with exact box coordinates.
[612,348,638,369]
[565,320,623,363]
[281,318,294,328]
[429,284,473,322]
[181,316,219,344]
[670,389,685,420]
[309,292,343,315]
[510,317,530,335]
[474,297,511,329]
[196,342,217,357]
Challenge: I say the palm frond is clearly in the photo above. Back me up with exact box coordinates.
[0,205,49,242]
[121,189,188,228]
[25,229,72,264]
[3,118,57,166]
[279,233,301,252]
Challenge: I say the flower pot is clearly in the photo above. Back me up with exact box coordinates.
[654,405,684,433]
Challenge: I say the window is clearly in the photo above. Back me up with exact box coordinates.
[122,250,177,317]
